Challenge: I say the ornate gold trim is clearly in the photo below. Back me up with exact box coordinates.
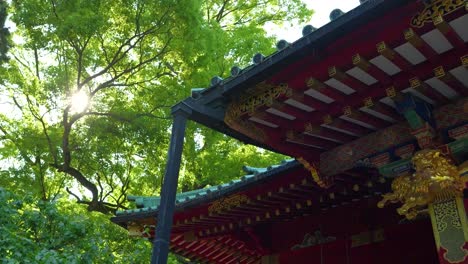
[411,0,465,28]
[208,194,250,213]
[224,82,292,142]
[378,149,464,219]
[297,157,328,188]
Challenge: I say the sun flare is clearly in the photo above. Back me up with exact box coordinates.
[70,90,89,113]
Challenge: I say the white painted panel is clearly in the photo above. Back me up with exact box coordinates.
[402,87,435,105]
[379,97,397,109]
[369,55,401,76]
[249,117,278,128]
[346,67,378,85]
[304,132,344,143]
[284,99,315,112]
[359,107,396,123]
[424,77,458,100]
[324,78,355,95]
[321,124,361,137]
[449,66,468,87]
[394,43,426,65]
[266,108,296,120]
[421,29,453,54]
[340,115,377,130]
[286,140,323,149]
[449,14,468,42]
[304,88,335,103]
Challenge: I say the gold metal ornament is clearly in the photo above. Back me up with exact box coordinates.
[208,194,250,213]
[410,0,465,28]
[378,149,464,219]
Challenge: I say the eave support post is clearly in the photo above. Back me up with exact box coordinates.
[152,105,191,264]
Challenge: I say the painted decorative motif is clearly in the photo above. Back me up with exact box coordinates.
[225,82,291,119]
[208,194,250,213]
[448,124,468,140]
[224,82,292,143]
[435,98,468,129]
[378,149,464,219]
[430,198,468,263]
[320,123,413,176]
[297,157,329,188]
[291,230,336,250]
[351,229,385,248]
[321,100,468,176]
[410,0,465,28]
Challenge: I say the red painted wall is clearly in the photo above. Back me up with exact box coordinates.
[258,200,439,264]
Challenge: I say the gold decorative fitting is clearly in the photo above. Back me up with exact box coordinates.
[434,66,445,78]
[377,41,387,53]
[363,97,374,108]
[323,114,333,125]
[432,13,444,25]
[410,77,421,88]
[306,78,317,88]
[386,86,396,98]
[297,157,328,188]
[411,0,465,28]
[208,194,250,213]
[352,54,361,65]
[378,149,464,220]
[404,28,415,40]
[462,55,468,67]
[328,66,337,77]
[224,82,292,143]
[343,106,352,116]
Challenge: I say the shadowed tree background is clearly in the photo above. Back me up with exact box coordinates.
[0,0,312,262]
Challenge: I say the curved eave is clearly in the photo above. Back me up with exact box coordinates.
[110,160,302,225]
[174,0,412,150]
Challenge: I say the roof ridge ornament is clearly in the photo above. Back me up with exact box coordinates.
[330,9,345,21]
[302,25,317,36]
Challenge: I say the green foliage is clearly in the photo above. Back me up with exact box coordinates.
[0,188,151,263]
[0,0,312,262]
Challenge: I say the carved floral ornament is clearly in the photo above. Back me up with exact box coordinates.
[410,0,465,28]
[378,149,464,220]
[208,194,250,213]
[224,82,292,143]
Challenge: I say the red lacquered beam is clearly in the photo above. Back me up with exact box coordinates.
[433,65,468,97]
[433,14,465,49]
[404,28,438,61]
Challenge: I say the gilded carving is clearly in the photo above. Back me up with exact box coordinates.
[224,82,291,142]
[378,149,464,219]
[297,157,328,188]
[208,194,250,213]
[225,82,291,119]
[411,0,465,28]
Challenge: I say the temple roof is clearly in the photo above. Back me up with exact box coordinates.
[173,0,468,165]
[112,159,299,222]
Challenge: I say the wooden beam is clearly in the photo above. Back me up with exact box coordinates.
[377,41,412,70]
[404,28,437,60]
[433,65,468,97]
[328,65,367,93]
[432,13,465,48]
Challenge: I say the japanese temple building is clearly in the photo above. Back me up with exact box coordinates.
[111,0,468,263]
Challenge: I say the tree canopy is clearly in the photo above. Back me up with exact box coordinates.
[0,0,312,262]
